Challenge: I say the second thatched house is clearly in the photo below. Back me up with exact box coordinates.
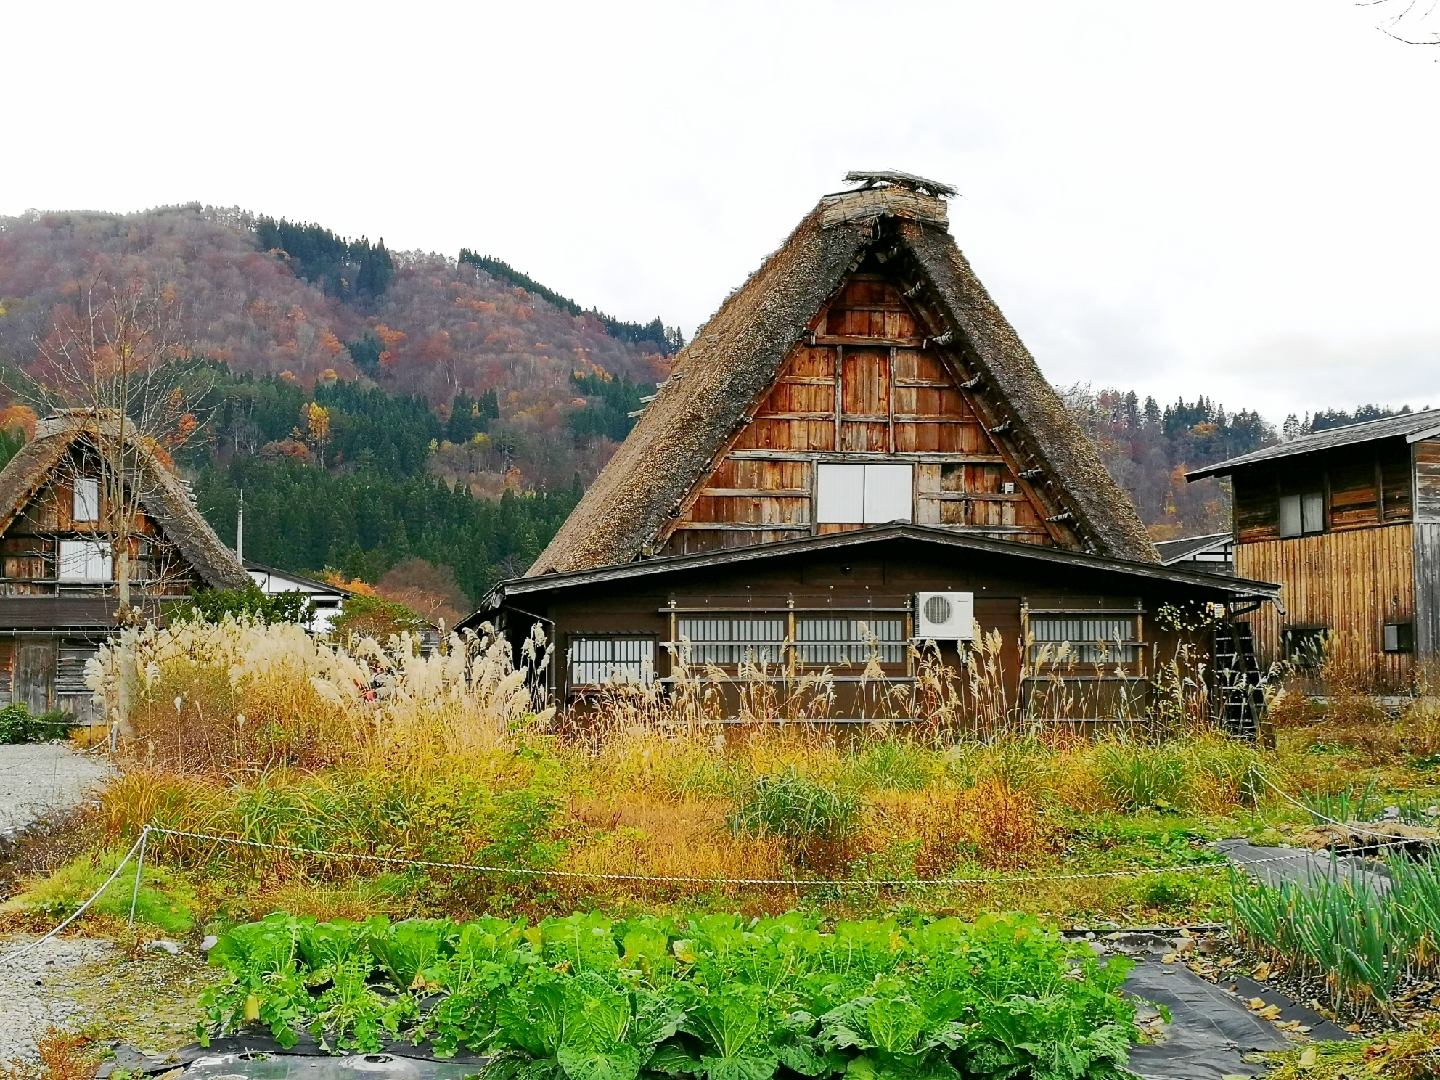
[0,410,248,719]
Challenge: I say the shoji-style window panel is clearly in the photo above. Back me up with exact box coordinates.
[676,617,786,666]
[795,617,905,666]
[569,637,654,686]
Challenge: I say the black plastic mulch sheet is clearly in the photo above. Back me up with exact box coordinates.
[1215,838,1392,893]
[99,1034,486,1080]
[1123,957,1291,1080]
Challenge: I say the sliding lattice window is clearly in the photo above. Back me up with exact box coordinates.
[795,617,905,666]
[1029,616,1138,665]
[569,638,655,686]
[675,617,786,666]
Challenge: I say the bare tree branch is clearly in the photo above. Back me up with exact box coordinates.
[6,264,217,618]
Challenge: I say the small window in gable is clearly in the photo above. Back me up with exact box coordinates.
[815,463,912,524]
[58,540,112,582]
[73,478,100,522]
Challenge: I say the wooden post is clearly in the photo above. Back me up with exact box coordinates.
[1375,453,1386,522]
[1134,604,1145,682]
[833,346,844,451]
[668,598,678,684]
[887,345,897,454]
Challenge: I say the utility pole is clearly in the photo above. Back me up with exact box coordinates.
[236,489,244,563]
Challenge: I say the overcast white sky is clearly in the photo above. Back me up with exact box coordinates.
[3,1,1437,424]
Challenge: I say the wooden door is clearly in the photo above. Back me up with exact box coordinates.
[16,639,55,714]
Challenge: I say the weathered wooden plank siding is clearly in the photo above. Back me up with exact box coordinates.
[1414,524,1440,661]
[1415,441,1440,659]
[662,273,1054,556]
[1236,524,1414,684]
[1232,439,1415,543]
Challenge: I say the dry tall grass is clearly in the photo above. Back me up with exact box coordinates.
[65,615,1310,925]
[87,616,549,773]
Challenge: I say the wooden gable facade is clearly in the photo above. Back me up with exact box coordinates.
[663,272,1060,554]
[531,173,1156,578]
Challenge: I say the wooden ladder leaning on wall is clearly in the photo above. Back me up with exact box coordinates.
[1212,617,1268,742]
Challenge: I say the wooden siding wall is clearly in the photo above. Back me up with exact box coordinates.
[1416,440,1440,659]
[1232,439,1414,543]
[661,275,1054,556]
[1236,524,1414,684]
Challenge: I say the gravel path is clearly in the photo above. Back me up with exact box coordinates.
[0,742,112,836]
[0,935,115,1065]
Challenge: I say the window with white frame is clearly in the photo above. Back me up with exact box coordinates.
[57,540,112,582]
[1279,493,1324,538]
[73,478,100,522]
[795,617,905,666]
[568,637,654,686]
[1029,616,1138,665]
[815,463,912,524]
[675,616,785,666]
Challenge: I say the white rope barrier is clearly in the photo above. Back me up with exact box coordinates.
[141,823,1313,888]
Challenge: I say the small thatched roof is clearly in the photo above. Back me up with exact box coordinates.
[530,179,1157,575]
[0,411,249,590]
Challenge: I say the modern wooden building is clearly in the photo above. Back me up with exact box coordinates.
[476,173,1281,726]
[0,411,249,719]
[1187,411,1440,686]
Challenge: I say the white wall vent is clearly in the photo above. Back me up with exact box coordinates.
[915,592,975,641]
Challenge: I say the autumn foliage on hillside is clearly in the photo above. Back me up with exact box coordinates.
[0,205,670,493]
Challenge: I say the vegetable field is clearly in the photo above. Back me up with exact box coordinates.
[201,910,1141,1080]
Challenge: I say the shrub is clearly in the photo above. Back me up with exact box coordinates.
[1095,742,1189,812]
[844,739,937,791]
[331,593,427,639]
[1,848,197,934]
[169,584,314,626]
[0,703,72,744]
[871,777,1054,873]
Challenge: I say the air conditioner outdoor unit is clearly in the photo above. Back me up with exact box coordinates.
[915,591,975,641]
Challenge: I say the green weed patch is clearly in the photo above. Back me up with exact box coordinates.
[3,848,198,934]
[201,910,1142,1080]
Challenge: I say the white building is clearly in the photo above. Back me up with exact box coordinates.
[245,561,353,636]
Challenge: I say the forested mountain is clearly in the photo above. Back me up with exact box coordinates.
[0,203,1417,605]
[0,204,675,493]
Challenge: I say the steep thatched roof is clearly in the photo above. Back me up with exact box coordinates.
[529,181,1157,575]
[0,411,249,590]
